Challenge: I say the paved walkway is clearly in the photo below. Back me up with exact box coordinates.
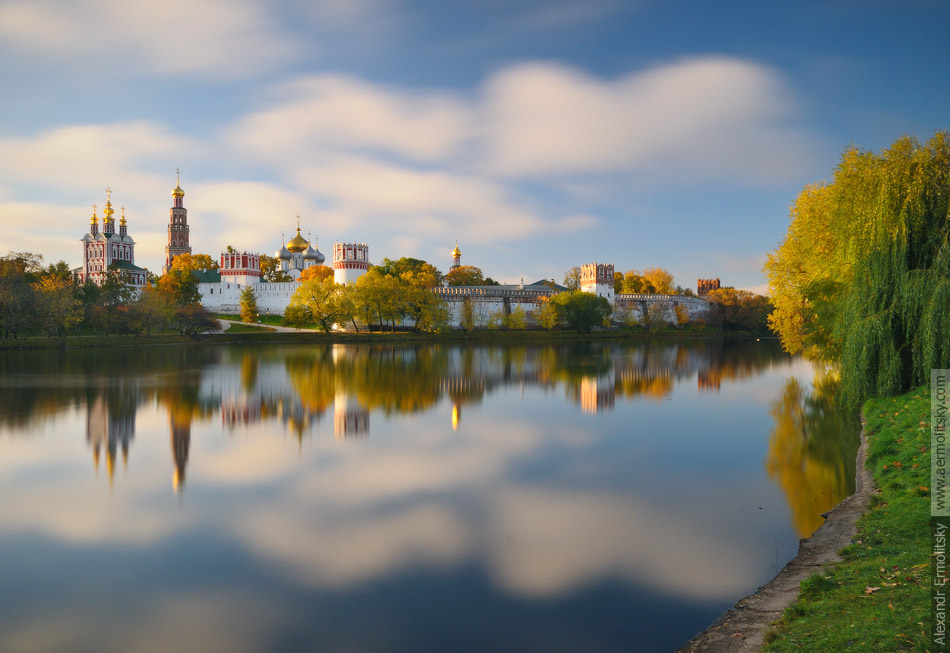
[216,319,324,333]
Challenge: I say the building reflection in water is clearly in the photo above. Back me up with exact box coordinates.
[170,412,191,493]
[64,340,792,493]
[85,391,136,488]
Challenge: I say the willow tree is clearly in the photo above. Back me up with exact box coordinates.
[766,132,950,406]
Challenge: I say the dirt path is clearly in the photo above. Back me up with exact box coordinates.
[678,426,873,652]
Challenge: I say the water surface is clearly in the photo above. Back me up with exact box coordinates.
[0,339,858,652]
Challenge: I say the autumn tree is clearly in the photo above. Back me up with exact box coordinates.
[164,252,218,273]
[613,271,624,294]
[563,266,581,291]
[288,276,345,332]
[766,131,950,406]
[240,286,259,323]
[259,254,293,282]
[641,267,675,295]
[446,265,486,287]
[373,257,441,288]
[622,270,653,294]
[299,265,334,282]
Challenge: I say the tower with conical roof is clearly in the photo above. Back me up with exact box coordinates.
[163,169,192,274]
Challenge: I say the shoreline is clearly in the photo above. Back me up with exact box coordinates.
[677,420,872,652]
[0,328,768,351]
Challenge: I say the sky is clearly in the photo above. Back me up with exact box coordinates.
[1,0,948,293]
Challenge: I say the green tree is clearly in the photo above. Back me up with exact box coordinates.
[172,304,216,335]
[132,285,170,336]
[613,271,624,294]
[549,291,612,332]
[0,252,42,338]
[240,286,259,323]
[32,276,82,337]
[707,288,773,333]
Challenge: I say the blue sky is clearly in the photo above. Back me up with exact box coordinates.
[1,0,948,292]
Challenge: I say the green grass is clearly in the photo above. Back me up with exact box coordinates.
[764,385,931,651]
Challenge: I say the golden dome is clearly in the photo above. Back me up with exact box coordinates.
[172,169,185,198]
[90,205,98,225]
[451,242,461,258]
[286,227,309,253]
[103,188,114,220]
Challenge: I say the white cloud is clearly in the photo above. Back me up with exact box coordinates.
[0,122,192,196]
[480,58,815,181]
[290,157,555,244]
[229,75,472,163]
[0,0,299,78]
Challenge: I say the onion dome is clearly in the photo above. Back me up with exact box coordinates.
[120,206,127,227]
[275,244,291,260]
[286,226,309,253]
[90,205,98,225]
[303,244,324,263]
[451,242,461,258]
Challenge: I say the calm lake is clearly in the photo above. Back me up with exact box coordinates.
[0,339,858,652]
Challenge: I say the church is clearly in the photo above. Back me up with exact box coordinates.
[74,188,148,288]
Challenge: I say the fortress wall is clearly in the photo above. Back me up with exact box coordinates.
[198,281,710,327]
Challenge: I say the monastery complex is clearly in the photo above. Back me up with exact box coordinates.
[74,178,712,327]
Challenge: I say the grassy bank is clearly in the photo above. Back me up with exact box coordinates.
[765,385,930,651]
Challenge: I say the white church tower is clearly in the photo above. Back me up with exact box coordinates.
[580,262,615,305]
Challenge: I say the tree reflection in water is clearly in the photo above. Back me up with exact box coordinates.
[766,372,860,537]
[3,339,850,512]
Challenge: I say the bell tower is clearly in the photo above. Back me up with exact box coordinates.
[163,169,191,274]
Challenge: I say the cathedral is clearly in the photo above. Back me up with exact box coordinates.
[74,188,147,288]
